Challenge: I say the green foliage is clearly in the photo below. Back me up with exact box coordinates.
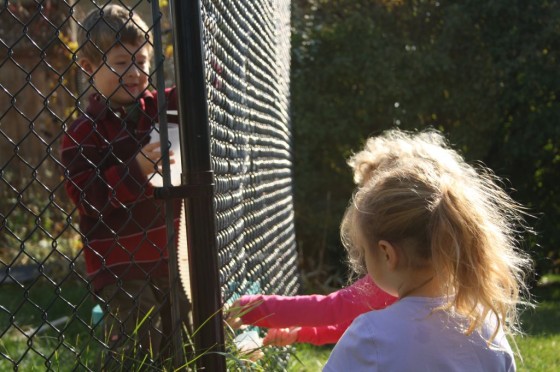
[291,0,560,281]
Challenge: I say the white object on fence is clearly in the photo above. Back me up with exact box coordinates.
[148,118,182,187]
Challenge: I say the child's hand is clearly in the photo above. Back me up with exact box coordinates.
[137,142,175,177]
[224,299,246,330]
[263,327,300,346]
[241,347,264,362]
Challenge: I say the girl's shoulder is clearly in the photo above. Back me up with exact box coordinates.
[354,296,450,329]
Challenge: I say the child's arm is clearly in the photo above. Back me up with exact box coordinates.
[60,120,153,214]
[233,276,396,329]
[263,319,354,346]
[295,320,353,345]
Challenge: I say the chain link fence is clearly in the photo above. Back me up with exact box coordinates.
[0,0,297,370]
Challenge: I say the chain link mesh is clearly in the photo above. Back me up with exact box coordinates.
[0,0,296,370]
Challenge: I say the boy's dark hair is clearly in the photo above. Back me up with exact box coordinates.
[78,4,152,64]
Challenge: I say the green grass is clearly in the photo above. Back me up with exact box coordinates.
[287,274,560,372]
[515,275,560,372]
[288,344,332,372]
[0,278,104,371]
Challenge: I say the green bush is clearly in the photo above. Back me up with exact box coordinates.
[291,0,560,282]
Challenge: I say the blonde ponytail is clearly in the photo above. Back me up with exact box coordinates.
[342,129,533,343]
[430,169,532,340]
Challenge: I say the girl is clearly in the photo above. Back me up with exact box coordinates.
[324,129,533,371]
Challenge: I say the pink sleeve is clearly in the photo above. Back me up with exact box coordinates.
[239,276,396,329]
[296,320,353,345]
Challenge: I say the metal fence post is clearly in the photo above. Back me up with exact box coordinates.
[168,1,226,371]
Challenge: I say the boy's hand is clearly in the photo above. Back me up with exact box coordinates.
[263,327,300,346]
[137,142,175,177]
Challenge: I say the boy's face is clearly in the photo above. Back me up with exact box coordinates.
[82,43,151,107]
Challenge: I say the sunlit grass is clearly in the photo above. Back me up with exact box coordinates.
[288,343,332,372]
[516,335,560,372]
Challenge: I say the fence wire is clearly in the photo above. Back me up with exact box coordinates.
[0,0,297,370]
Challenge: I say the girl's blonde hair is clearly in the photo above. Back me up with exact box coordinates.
[78,4,152,64]
[341,129,533,342]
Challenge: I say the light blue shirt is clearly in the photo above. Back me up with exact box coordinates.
[324,297,515,372]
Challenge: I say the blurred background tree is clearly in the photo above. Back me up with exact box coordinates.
[290,0,560,290]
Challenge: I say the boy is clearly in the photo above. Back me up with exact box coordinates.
[60,4,189,364]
